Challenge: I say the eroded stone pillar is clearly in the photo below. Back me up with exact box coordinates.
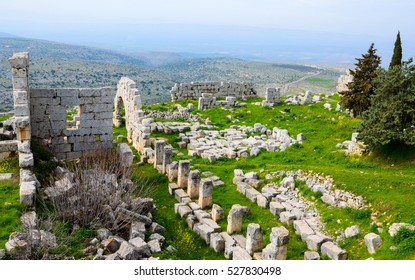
[177,160,190,188]
[198,178,213,208]
[246,223,263,256]
[187,170,201,198]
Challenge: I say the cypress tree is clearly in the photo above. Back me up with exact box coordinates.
[389,31,402,68]
[358,60,415,151]
[340,43,381,117]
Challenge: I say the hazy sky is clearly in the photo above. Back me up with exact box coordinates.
[2,0,413,37]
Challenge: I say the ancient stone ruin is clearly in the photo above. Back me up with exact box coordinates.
[170,81,257,101]
[336,70,353,92]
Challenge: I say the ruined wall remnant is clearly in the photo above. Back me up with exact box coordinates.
[336,70,353,93]
[30,87,114,160]
[113,77,142,144]
[170,82,257,101]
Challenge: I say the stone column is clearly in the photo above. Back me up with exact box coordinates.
[198,178,213,208]
[154,140,166,171]
[227,205,245,234]
[246,223,263,256]
[9,52,33,168]
[177,160,190,188]
[187,170,201,198]
[162,145,173,174]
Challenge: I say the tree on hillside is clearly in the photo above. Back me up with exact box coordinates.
[389,31,402,68]
[358,59,415,151]
[340,43,381,117]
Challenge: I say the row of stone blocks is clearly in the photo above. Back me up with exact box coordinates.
[233,172,347,260]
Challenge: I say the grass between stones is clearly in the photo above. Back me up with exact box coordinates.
[0,156,22,250]
[135,95,415,259]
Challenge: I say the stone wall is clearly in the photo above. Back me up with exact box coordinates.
[113,77,142,146]
[170,82,257,101]
[336,70,353,93]
[30,88,114,160]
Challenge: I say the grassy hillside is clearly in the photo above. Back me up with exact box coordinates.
[141,95,415,260]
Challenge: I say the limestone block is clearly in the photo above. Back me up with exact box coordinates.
[293,220,315,240]
[388,223,415,237]
[187,170,201,198]
[321,193,336,206]
[9,52,29,68]
[20,181,36,207]
[321,241,347,260]
[19,152,34,168]
[117,241,140,260]
[246,223,263,255]
[262,244,287,260]
[201,218,221,232]
[212,204,225,222]
[186,214,197,229]
[177,160,190,188]
[162,145,173,174]
[198,178,213,208]
[305,234,333,251]
[14,104,30,117]
[245,187,261,203]
[364,233,382,254]
[194,210,211,221]
[304,251,320,260]
[130,222,146,240]
[174,188,190,203]
[210,233,225,253]
[194,223,215,245]
[227,205,245,234]
[177,205,192,218]
[270,226,290,246]
[345,225,360,238]
[279,211,296,225]
[232,246,252,260]
[147,239,162,253]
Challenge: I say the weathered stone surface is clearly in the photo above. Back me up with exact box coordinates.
[149,222,166,233]
[187,170,201,198]
[227,204,248,234]
[201,218,221,232]
[117,241,141,260]
[168,183,180,195]
[270,226,290,246]
[262,244,287,260]
[0,249,5,259]
[269,201,285,217]
[97,228,111,241]
[321,241,347,260]
[177,205,192,218]
[345,225,360,238]
[232,246,252,260]
[101,237,123,253]
[279,211,296,225]
[118,143,134,167]
[198,178,213,208]
[245,187,261,203]
[129,237,151,258]
[129,222,146,240]
[20,181,36,207]
[246,223,263,255]
[388,223,415,237]
[364,233,382,254]
[304,251,320,260]
[212,204,225,222]
[305,234,333,251]
[21,211,37,230]
[147,239,162,253]
[293,220,315,240]
[177,160,190,188]
[194,209,211,220]
[174,188,190,203]
[194,223,215,245]
[210,233,225,253]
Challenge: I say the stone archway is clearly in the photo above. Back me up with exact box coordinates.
[113,77,142,144]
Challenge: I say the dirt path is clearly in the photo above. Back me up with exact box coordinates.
[282,71,321,93]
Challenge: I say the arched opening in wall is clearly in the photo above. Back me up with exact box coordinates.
[113,96,125,127]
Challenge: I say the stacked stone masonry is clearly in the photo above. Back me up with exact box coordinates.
[30,87,114,160]
[171,82,257,101]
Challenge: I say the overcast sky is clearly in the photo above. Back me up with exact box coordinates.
[2,0,413,37]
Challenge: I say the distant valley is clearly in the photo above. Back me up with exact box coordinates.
[0,35,341,112]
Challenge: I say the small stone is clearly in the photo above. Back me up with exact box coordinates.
[364,233,382,254]
[345,225,360,238]
[212,204,225,222]
[304,251,320,260]
[321,241,347,260]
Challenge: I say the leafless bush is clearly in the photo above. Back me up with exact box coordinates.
[46,148,156,233]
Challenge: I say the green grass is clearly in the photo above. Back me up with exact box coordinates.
[0,116,11,122]
[143,95,415,259]
[304,77,334,87]
[0,181,22,249]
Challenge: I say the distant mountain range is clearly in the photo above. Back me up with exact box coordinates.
[0,35,340,111]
